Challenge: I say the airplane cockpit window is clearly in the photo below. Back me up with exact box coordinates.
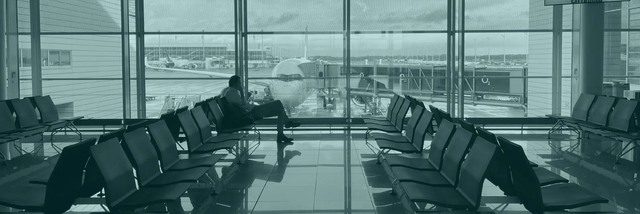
[277,74,303,82]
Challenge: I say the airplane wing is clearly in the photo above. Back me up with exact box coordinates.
[144,57,233,78]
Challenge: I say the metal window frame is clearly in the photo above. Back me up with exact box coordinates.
[8,0,605,121]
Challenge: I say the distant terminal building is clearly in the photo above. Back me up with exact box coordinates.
[144,45,282,68]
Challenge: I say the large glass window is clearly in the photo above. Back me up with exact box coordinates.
[246,0,345,118]
[143,34,235,118]
[8,0,612,120]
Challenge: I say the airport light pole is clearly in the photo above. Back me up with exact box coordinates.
[473,39,477,62]
[501,34,506,65]
[486,37,491,64]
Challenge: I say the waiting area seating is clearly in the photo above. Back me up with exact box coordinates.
[0,96,84,161]
[547,93,640,163]
[368,99,609,213]
[0,95,258,212]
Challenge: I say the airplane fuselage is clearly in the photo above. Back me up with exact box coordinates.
[269,58,317,109]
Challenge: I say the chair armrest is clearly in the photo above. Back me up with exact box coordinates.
[62,116,84,121]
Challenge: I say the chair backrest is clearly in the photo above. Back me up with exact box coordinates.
[90,138,140,210]
[176,106,189,114]
[411,110,434,151]
[385,95,401,121]
[44,138,96,213]
[404,106,425,142]
[81,128,125,198]
[176,110,204,152]
[32,95,60,123]
[122,127,163,187]
[0,102,18,133]
[586,96,617,126]
[608,98,639,132]
[191,105,213,141]
[427,120,456,171]
[405,94,416,111]
[389,97,405,126]
[497,136,544,212]
[476,127,517,196]
[147,120,180,171]
[8,98,41,128]
[393,98,412,131]
[439,127,476,186]
[455,137,498,210]
[429,105,443,126]
[458,119,476,134]
[97,128,125,144]
[159,111,180,142]
[205,99,217,123]
[571,93,597,121]
[125,120,150,132]
[208,100,225,131]
[438,108,453,122]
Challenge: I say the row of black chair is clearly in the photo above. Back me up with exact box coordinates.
[0,113,233,213]
[0,96,83,160]
[547,93,640,163]
[378,115,609,213]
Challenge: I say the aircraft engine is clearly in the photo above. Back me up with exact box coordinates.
[189,64,198,69]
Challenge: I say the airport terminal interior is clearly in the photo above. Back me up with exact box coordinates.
[2,0,640,213]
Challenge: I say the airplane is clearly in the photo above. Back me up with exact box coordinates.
[163,55,201,69]
[144,27,320,111]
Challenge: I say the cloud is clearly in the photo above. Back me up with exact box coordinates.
[252,12,300,27]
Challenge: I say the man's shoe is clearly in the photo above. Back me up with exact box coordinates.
[285,120,302,128]
[277,133,294,143]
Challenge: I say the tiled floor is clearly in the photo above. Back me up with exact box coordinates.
[0,128,637,213]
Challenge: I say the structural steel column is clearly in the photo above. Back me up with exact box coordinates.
[0,0,6,100]
[446,0,455,115]
[6,0,19,99]
[30,0,42,96]
[551,5,563,115]
[344,0,351,123]
[136,0,146,118]
[579,4,604,95]
[457,0,465,118]
[121,0,131,119]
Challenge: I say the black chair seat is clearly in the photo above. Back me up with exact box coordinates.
[377,140,419,153]
[541,183,608,211]
[116,182,193,210]
[401,182,472,210]
[168,154,225,171]
[365,119,393,126]
[145,167,210,187]
[361,115,387,122]
[43,120,66,128]
[385,155,436,170]
[219,124,254,133]
[391,167,451,186]
[371,133,408,142]
[545,114,569,120]
[533,168,568,186]
[205,133,246,143]
[0,184,45,211]
[192,140,237,154]
[367,124,400,133]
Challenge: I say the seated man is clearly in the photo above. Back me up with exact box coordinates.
[221,75,300,143]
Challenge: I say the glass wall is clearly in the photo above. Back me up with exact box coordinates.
[143,0,235,118]
[7,0,633,120]
[245,0,345,118]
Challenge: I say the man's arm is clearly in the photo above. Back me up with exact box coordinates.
[225,89,245,106]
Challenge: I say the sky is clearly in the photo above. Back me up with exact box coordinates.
[140,0,549,57]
